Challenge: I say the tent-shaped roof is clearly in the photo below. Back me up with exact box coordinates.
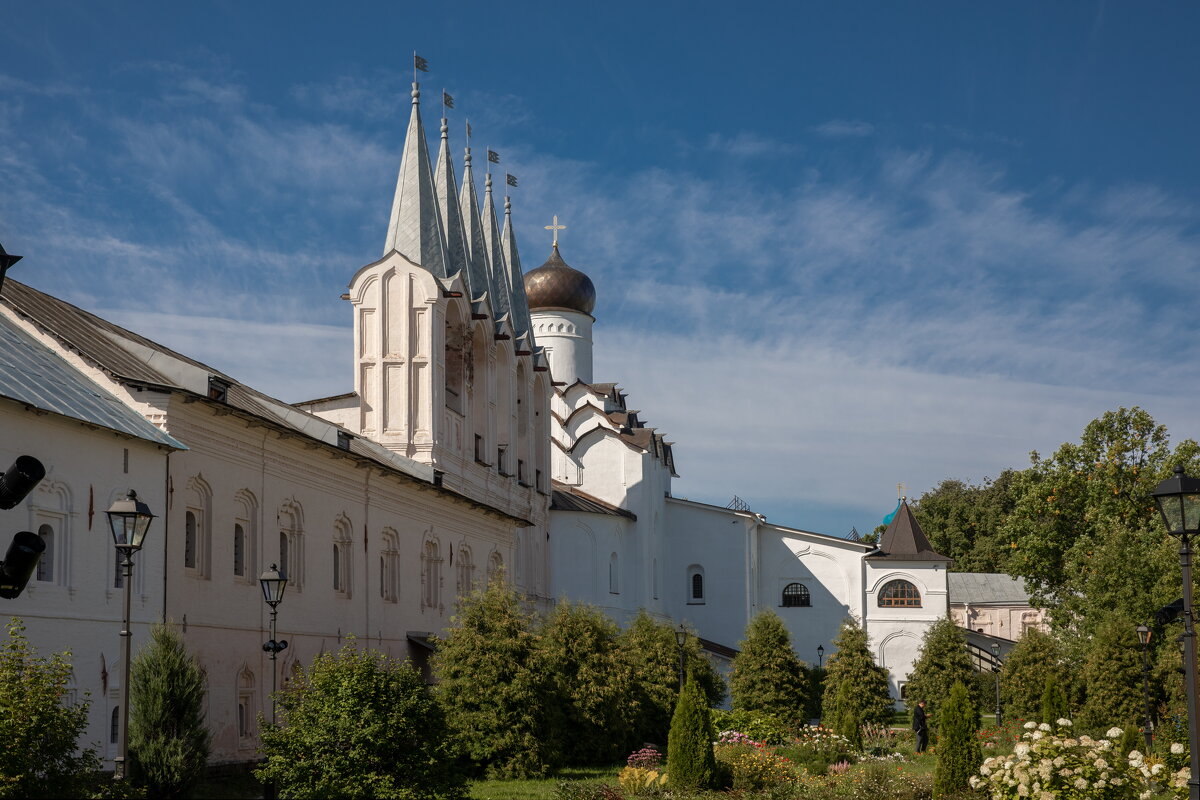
[866,500,950,562]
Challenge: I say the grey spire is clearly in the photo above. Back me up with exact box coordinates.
[502,195,534,354]
[433,117,471,291]
[383,83,449,278]
[481,172,512,330]
[458,146,493,314]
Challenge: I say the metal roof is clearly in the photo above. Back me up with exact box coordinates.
[0,313,185,449]
[948,572,1033,605]
[866,500,951,562]
[550,483,637,520]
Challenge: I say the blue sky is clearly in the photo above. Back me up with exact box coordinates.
[3,2,1200,535]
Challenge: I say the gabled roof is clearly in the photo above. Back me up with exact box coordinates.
[0,312,185,449]
[550,482,637,520]
[948,572,1033,605]
[866,500,950,562]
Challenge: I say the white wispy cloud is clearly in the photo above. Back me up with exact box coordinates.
[812,119,875,138]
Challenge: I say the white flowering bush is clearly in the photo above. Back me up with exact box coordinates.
[970,721,1182,799]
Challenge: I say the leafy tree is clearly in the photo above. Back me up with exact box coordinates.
[538,601,634,765]
[728,611,809,728]
[913,470,1019,573]
[933,681,981,797]
[821,617,893,726]
[1078,614,1144,733]
[1001,407,1199,631]
[257,639,465,799]
[0,619,99,799]
[128,623,210,799]
[998,628,1061,720]
[666,674,717,790]
[618,611,725,746]
[1040,677,1069,726]
[904,617,980,720]
[432,578,557,778]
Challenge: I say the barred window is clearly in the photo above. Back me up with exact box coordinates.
[878,579,921,607]
[782,582,811,607]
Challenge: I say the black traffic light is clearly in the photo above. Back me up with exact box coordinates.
[0,532,46,599]
[0,456,46,510]
[0,456,47,599]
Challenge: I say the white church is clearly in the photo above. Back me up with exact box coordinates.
[0,80,956,766]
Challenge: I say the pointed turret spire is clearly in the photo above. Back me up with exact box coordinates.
[458,144,493,314]
[481,172,512,330]
[502,195,534,354]
[433,116,472,293]
[383,83,449,278]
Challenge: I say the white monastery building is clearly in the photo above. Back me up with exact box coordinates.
[0,79,995,767]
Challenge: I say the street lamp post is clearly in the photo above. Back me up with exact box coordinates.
[1137,624,1155,754]
[259,565,289,725]
[990,642,1003,728]
[105,490,156,781]
[1152,465,1200,800]
[817,644,824,669]
[674,624,687,691]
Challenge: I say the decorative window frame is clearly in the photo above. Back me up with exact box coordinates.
[877,578,922,608]
[184,475,213,579]
[232,490,258,585]
[380,528,400,603]
[781,582,811,607]
[278,499,305,592]
[421,535,442,611]
[30,480,71,588]
[332,514,352,599]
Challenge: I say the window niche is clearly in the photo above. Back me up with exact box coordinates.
[686,565,705,604]
[781,582,811,607]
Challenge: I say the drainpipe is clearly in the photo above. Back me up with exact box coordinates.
[161,450,171,623]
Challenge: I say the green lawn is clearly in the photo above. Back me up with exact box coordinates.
[469,766,619,800]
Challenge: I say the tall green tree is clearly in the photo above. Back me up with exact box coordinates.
[666,674,717,791]
[128,623,211,799]
[1002,407,1199,631]
[1040,677,1069,726]
[933,681,982,797]
[432,579,557,778]
[821,617,893,726]
[998,628,1061,720]
[1078,614,1144,733]
[904,617,980,720]
[914,470,1019,574]
[538,601,634,765]
[257,640,465,799]
[728,611,809,728]
[0,619,99,799]
[618,612,725,746]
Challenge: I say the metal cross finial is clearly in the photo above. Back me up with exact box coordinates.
[897,482,908,500]
[545,215,566,247]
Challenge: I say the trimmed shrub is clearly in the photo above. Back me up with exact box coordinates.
[729,611,809,729]
[1040,676,1068,725]
[933,681,981,797]
[257,639,465,799]
[1078,614,1143,734]
[128,623,211,799]
[666,674,717,790]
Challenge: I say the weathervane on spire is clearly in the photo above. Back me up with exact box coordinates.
[545,215,566,247]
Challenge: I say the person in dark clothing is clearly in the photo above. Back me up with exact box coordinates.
[913,699,929,753]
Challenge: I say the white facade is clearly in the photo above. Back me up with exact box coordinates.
[531,309,594,386]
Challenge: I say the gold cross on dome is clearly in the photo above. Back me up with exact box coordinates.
[897,482,908,500]
[544,215,566,247]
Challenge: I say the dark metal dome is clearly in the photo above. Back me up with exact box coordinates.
[523,245,596,315]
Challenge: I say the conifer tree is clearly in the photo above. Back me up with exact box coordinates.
[1078,614,1143,733]
[257,639,465,799]
[1040,677,1069,725]
[432,578,558,778]
[904,616,980,719]
[821,617,894,726]
[128,623,211,799]
[933,681,981,797]
[619,611,726,745]
[667,673,718,790]
[998,627,1061,720]
[538,601,635,764]
[728,611,810,728]
[833,682,863,751]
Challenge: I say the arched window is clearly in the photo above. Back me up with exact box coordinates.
[609,552,619,594]
[184,511,197,569]
[36,524,54,582]
[279,532,290,580]
[456,546,474,597]
[233,523,246,577]
[110,706,120,744]
[278,502,303,590]
[422,539,442,609]
[380,529,399,603]
[238,668,255,742]
[878,579,922,608]
[687,564,705,604]
[332,517,352,598]
[470,325,490,463]
[782,582,811,607]
[445,305,467,415]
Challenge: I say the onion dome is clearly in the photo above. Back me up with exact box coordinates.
[523,245,596,315]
